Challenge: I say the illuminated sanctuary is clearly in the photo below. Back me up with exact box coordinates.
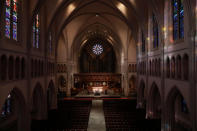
[0,0,196,131]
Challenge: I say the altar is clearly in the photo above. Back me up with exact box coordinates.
[72,73,122,96]
[92,87,103,93]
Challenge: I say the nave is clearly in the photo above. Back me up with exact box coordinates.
[31,99,160,131]
[0,0,197,130]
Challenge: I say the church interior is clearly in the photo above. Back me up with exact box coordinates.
[0,0,197,131]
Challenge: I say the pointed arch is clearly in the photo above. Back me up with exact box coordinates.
[31,83,45,120]
[129,75,136,97]
[138,79,146,108]
[148,82,161,119]
[165,86,191,131]
[47,80,56,110]
[0,87,28,131]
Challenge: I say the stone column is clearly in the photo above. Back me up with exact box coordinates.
[121,58,129,96]
[67,62,73,97]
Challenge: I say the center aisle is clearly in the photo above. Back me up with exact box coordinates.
[88,100,106,131]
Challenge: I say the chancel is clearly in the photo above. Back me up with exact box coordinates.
[0,0,196,131]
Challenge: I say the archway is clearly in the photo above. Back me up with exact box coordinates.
[47,81,56,110]
[165,87,191,131]
[31,83,45,120]
[128,75,136,97]
[0,88,28,131]
[148,83,161,119]
[137,80,146,108]
[58,75,67,99]
[31,83,46,131]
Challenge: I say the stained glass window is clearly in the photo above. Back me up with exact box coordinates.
[92,44,103,55]
[1,94,12,118]
[12,0,18,40]
[5,0,18,40]
[33,14,40,48]
[5,0,11,38]
[141,32,145,53]
[172,0,184,40]
[152,14,159,48]
[179,0,184,38]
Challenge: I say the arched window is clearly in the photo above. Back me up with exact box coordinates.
[183,54,189,80]
[152,14,159,48]
[166,57,170,78]
[172,0,184,40]
[33,14,40,48]
[8,56,14,80]
[1,94,12,118]
[5,0,19,40]
[171,57,175,78]
[141,31,145,53]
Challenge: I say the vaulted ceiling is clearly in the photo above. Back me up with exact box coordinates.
[30,0,165,56]
[31,0,164,38]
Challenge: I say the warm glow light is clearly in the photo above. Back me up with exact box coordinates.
[146,37,150,41]
[117,2,127,17]
[169,26,173,31]
[66,3,75,16]
[162,27,167,39]
[81,39,87,47]
[162,27,166,32]
[129,0,136,7]
[108,36,113,41]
